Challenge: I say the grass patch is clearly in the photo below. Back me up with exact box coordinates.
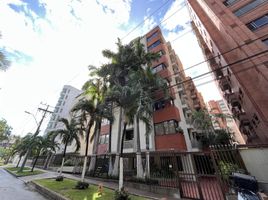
[5,166,44,177]
[5,166,31,171]
[35,178,148,200]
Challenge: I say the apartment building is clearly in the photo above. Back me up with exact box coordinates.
[187,0,268,143]
[96,26,206,155]
[44,85,83,154]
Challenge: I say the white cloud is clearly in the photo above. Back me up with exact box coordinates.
[0,0,132,136]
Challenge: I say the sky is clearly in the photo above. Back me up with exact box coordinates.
[0,0,221,136]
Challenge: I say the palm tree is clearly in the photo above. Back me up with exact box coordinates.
[31,134,59,172]
[0,33,11,71]
[49,118,83,177]
[72,71,113,183]
[98,39,165,189]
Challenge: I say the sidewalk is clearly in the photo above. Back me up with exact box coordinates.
[19,167,181,200]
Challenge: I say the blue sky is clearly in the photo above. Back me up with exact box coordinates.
[0,0,221,136]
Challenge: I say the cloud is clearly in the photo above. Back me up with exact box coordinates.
[0,0,132,136]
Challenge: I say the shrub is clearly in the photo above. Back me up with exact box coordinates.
[75,181,89,189]
[64,160,73,166]
[114,188,131,200]
[55,175,64,181]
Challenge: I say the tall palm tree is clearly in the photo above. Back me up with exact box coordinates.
[72,73,113,183]
[98,39,165,189]
[49,118,83,177]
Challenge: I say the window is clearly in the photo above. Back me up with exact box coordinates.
[147,31,158,42]
[99,135,109,144]
[125,129,134,141]
[246,14,268,31]
[262,38,268,46]
[148,40,161,51]
[154,120,179,135]
[158,50,165,56]
[223,0,239,6]
[54,107,59,113]
[176,156,183,171]
[234,0,267,17]
[152,63,166,73]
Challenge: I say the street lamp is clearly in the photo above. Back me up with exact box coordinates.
[24,111,38,126]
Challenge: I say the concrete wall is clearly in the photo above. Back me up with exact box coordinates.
[239,147,268,192]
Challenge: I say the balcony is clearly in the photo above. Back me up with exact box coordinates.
[219,76,231,92]
[226,92,241,110]
[214,68,224,80]
[149,43,166,54]
[191,139,202,149]
[152,55,168,68]
[123,140,134,149]
[191,92,197,99]
[157,68,172,82]
[153,87,176,101]
[153,105,180,123]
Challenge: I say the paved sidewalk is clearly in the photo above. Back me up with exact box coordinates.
[19,167,181,200]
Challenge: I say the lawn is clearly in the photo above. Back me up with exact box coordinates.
[5,166,44,177]
[35,178,149,200]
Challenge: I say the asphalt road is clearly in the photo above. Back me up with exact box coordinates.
[0,167,47,200]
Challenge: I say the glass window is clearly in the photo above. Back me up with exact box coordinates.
[152,63,166,73]
[148,40,161,51]
[262,38,268,46]
[168,120,176,134]
[155,123,164,135]
[125,129,134,141]
[147,31,158,42]
[246,14,268,31]
[223,0,239,6]
[234,0,266,17]
[105,135,109,144]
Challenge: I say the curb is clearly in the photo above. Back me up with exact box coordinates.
[3,168,19,178]
[27,181,69,200]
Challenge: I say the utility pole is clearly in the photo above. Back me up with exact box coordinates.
[19,104,53,172]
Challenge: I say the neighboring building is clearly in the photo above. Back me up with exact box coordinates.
[97,26,206,155]
[187,0,268,144]
[207,100,228,130]
[44,85,83,154]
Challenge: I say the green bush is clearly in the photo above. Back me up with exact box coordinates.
[64,160,73,166]
[55,175,64,181]
[75,181,89,189]
[114,188,131,200]
[219,161,239,180]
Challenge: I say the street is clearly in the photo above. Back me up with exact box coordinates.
[0,167,47,200]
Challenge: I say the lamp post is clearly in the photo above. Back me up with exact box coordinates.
[25,111,38,126]
[19,105,52,172]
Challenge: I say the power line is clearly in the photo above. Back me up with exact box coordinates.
[121,0,173,40]
[161,32,268,80]
[163,50,268,92]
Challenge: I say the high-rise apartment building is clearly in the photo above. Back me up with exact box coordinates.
[187,0,268,143]
[44,85,83,154]
[96,26,206,156]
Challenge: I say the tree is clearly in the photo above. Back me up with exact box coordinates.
[98,38,165,190]
[72,70,113,183]
[0,118,12,142]
[0,33,11,71]
[31,133,59,172]
[49,118,83,177]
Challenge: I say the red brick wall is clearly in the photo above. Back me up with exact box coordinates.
[155,134,187,150]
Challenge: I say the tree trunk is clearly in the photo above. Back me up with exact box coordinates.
[59,139,69,176]
[81,119,94,182]
[135,117,144,178]
[108,118,113,176]
[16,156,22,168]
[88,120,101,176]
[119,122,127,191]
[43,153,52,169]
[19,149,30,172]
[31,152,40,172]
[112,107,123,176]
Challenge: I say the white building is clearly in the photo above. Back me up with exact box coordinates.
[44,85,83,154]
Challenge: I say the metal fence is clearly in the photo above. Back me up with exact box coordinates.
[32,145,248,200]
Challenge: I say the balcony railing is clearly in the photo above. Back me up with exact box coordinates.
[219,76,231,92]
[124,140,134,149]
